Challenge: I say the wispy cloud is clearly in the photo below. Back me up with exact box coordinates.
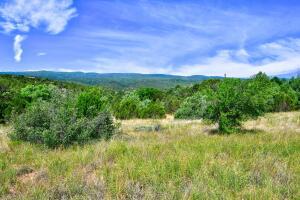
[0,0,77,34]
[1,0,300,75]
[60,1,300,76]
[69,32,300,77]
[174,38,300,77]
[0,0,76,63]
[13,34,26,62]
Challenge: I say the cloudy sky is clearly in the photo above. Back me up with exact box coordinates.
[0,0,300,77]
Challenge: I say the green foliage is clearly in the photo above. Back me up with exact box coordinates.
[0,71,221,90]
[289,77,300,108]
[114,92,141,119]
[272,84,298,112]
[0,84,10,123]
[163,85,192,113]
[191,79,221,93]
[0,75,86,123]
[242,72,278,116]
[136,88,164,101]
[10,90,116,148]
[174,93,208,119]
[114,92,166,119]
[199,73,276,133]
[203,78,245,133]
[139,100,166,119]
[76,88,110,118]
[271,76,285,85]
[1,73,300,136]
[20,84,56,103]
[7,84,59,120]
[163,97,181,114]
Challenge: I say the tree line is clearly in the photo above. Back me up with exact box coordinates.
[0,73,299,147]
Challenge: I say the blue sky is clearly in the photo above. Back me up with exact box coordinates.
[0,0,300,77]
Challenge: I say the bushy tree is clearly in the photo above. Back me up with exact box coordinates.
[272,84,298,112]
[163,96,181,114]
[0,84,11,123]
[4,84,59,118]
[289,77,300,108]
[76,88,110,118]
[138,100,166,119]
[175,92,208,119]
[136,88,164,101]
[114,92,141,119]
[10,90,116,148]
[114,92,166,119]
[191,79,221,93]
[271,77,285,85]
[162,85,191,113]
[202,73,276,133]
[20,84,56,103]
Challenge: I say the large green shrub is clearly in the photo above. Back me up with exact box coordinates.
[175,92,208,119]
[76,88,110,118]
[272,84,298,112]
[20,84,56,103]
[162,85,191,113]
[138,100,166,119]
[202,73,276,133]
[10,90,116,148]
[114,92,141,119]
[136,88,164,101]
[4,84,58,120]
[289,77,300,108]
[114,92,166,119]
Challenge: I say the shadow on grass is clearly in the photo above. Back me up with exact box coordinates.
[207,128,265,135]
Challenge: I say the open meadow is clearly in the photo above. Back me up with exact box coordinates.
[0,112,299,199]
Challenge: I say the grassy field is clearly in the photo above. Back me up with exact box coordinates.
[0,112,299,199]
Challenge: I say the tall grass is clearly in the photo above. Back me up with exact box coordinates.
[0,112,299,199]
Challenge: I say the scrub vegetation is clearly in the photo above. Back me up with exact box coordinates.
[0,73,300,199]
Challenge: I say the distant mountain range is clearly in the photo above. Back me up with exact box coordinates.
[0,71,223,89]
[1,70,298,89]
[276,70,300,79]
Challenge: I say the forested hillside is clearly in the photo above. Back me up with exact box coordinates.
[0,71,222,89]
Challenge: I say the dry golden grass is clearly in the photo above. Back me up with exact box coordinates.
[0,125,10,154]
[0,112,299,199]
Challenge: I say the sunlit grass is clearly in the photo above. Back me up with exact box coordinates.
[0,112,299,199]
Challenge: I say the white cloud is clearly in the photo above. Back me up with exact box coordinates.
[0,0,77,34]
[14,34,26,62]
[173,38,300,77]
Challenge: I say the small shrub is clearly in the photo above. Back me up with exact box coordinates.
[134,124,162,132]
[16,166,34,176]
